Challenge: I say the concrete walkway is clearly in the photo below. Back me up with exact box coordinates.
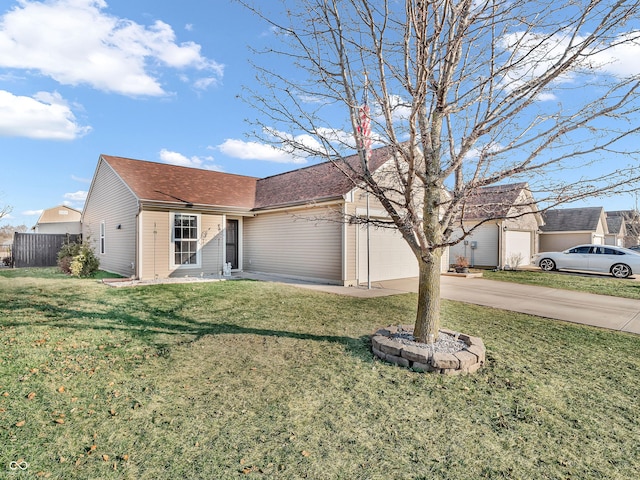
[237,272,640,335]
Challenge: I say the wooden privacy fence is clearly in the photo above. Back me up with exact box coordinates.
[12,233,81,268]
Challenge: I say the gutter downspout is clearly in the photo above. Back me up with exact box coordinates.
[497,221,503,270]
[135,203,142,280]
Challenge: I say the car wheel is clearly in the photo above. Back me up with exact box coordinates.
[539,258,556,271]
[611,263,631,278]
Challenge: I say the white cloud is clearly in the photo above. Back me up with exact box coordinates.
[64,191,88,202]
[217,125,385,164]
[0,0,224,96]
[159,149,223,171]
[217,139,308,164]
[499,29,640,100]
[0,90,91,140]
[592,31,640,77]
[22,209,43,216]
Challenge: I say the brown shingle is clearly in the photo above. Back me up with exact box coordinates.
[254,146,394,209]
[102,155,258,209]
[100,146,395,211]
[461,183,529,220]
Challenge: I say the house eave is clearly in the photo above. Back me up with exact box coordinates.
[139,200,254,216]
[251,196,344,213]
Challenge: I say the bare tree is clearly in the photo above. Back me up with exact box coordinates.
[241,0,640,342]
[0,200,11,223]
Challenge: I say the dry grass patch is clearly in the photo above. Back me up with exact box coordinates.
[1,268,638,479]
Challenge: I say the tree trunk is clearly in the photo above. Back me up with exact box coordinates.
[413,249,442,343]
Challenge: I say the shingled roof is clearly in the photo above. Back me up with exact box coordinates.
[460,182,530,220]
[102,155,258,209]
[540,206,605,232]
[253,145,394,209]
[100,146,395,211]
[605,216,623,234]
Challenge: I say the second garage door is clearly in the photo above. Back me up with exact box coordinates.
[505,230,532,267]
[358,225,419,282]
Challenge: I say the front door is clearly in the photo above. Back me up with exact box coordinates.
[226,219,239,269]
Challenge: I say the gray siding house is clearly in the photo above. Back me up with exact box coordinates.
[539,207,608,252]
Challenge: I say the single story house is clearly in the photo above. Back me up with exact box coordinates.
[604,214,626,247]
[448,183,543,268]
[539,206,607,252]
[32,205,82,234]
[82,147,449,284]
[606,210,640,248]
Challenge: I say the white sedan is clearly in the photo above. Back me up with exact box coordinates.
[532,244,640,278]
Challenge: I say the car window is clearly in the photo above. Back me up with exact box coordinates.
[602,248,622,255]
[569,246,591,254]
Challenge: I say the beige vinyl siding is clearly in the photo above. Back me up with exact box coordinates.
[139,210,225,280]
[344,198,359,284]
[82,160,138,277]
[243,207,343,283]
[450,224,499,267]
[346,187,449,280]
[539,233,592,252]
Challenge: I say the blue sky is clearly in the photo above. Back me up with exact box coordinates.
[0,0,307,227]
[1,0,639,228]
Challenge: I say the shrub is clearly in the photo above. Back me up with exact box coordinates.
[57,240,99,277]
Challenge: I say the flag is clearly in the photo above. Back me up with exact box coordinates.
[358,97,372,161]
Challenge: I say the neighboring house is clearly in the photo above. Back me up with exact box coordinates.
[539,206,608,252]
[82,148,449,284]
[604,215,626,247]
[32,205,82,234]
[448,183,543,268]
[606,210,640,247]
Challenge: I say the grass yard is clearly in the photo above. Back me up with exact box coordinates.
[1,268,639,479]
[484,269,640,299]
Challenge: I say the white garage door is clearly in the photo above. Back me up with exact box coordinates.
[358,226,418,282]
[505,231,532,267]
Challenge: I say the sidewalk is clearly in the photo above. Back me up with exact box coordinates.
[236,272,640,335]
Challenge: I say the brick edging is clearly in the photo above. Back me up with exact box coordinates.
[371,325,486,375]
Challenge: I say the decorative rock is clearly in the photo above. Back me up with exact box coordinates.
[371,325,485,375]
[376,336,403,357]
[372,346,386,359]
[454,350,477,370]
[465,362,483,374]
[431,352,460,370]
[385,352,410,368]
[465,345,486,364]
[400,344,430,364]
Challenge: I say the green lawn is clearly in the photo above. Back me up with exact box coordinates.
[1,268,639,479]
[483,269,640,299]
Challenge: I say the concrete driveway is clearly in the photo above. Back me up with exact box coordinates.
[377,275,640,335]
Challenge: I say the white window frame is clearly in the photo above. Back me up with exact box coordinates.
[100,221,106,255]
[170,212,201,268]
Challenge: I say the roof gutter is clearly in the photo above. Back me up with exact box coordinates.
[250,197,344,214]
[138,200,254,216]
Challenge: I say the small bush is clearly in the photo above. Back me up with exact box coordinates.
[57,240,99,277]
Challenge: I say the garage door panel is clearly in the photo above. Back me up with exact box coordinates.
[358,226,418,282]
[505,231,532,266]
